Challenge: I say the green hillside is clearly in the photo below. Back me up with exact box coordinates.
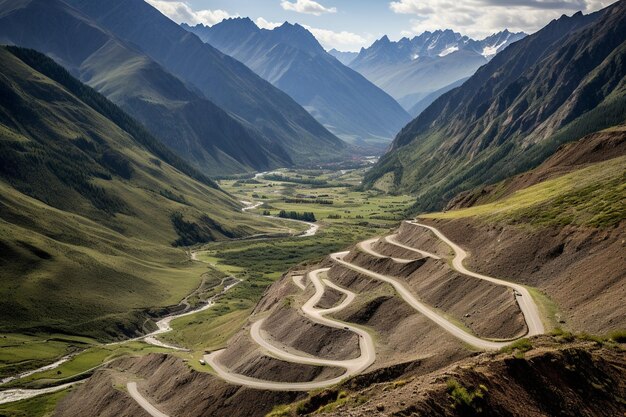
[422,154,625,228]
[0,46,285,340]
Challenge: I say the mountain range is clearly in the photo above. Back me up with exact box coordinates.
[350,29,526,111]
[184,18,411,149]
[365,2,626,211]
[65,0,348,166]
[0,0,347,175]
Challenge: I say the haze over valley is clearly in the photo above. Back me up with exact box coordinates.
[0,1,624,416]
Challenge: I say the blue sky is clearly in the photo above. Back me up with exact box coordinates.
[147,0,617,51]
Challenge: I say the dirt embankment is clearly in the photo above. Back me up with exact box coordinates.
[326,265,469,369]
[54,354,305,417]
[315,284,346,309]
[431,219,625,334]
[262,304,360,361]
[344,249,527,340]
[319,337,626,417]
[396,222,452,257]
[372,240,423,260]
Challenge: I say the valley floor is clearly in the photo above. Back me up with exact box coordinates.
[0,167,415,415]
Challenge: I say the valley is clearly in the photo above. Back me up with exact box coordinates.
[42,127,625,416]
[0,1,624,416]
[0,166,418,415]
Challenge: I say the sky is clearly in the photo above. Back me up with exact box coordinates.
[146,0,617,51]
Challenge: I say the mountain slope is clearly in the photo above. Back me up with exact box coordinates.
[328,48,358,66]
[350,30,525,110]
[184,19,411,149]
[365,3,626,211]
[0,0,290,176]
[53,126,626,415]
[0,46,283,339]
[66,0,347,165]
[408,77,469,117]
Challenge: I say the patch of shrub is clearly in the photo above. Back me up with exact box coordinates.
[278,210,316,222]
[608,330,626,343]
[446,378,487,414]
[159,189,189,205]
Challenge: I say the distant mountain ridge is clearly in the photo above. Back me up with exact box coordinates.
[184,18,411,150]
[364,3,626,212]
[0,0,298,175]
[350,29,526,110]
[64,0,347,167]
[328,48,358,65]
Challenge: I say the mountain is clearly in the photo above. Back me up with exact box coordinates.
[55,127,626,417]
[184,19,411,149]
[408,77,470,117]
[350,30,526,109]
[65,0,347,165]
[365,3,626,211]
[0,0,294,176]
[0,46,282,339]
[327,48,358,66]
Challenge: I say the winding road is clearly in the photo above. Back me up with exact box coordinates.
[330,251,509,350]
[383,234,441,260]
[291,275,306,290]
[127,382,170,417]
[204,268,375,391]
[204,220,545,391]
[358,238,414,263]
[406,221,544,336]
[5,217,546,405]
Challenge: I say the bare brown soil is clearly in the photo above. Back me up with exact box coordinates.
[54,354,305,417]
[344,251,527,339]
[54,183,624,416]
[396,222,452,257]
[262,304,360,360]
[372,239,424,260]
[318,337,626,417]
[315,284,345,309]
[431,218,626,334]
[218,319,345,383]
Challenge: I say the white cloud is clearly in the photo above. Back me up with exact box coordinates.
[281,0,337,16]
[389,0,617,38]
[303,25,372,52]
[256,17,282,30]
[145,0,237,26]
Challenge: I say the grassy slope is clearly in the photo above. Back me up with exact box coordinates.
[421,154,625,228]
[0,168,414,393]
[0,389,70,417]
[0,47,287,343]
